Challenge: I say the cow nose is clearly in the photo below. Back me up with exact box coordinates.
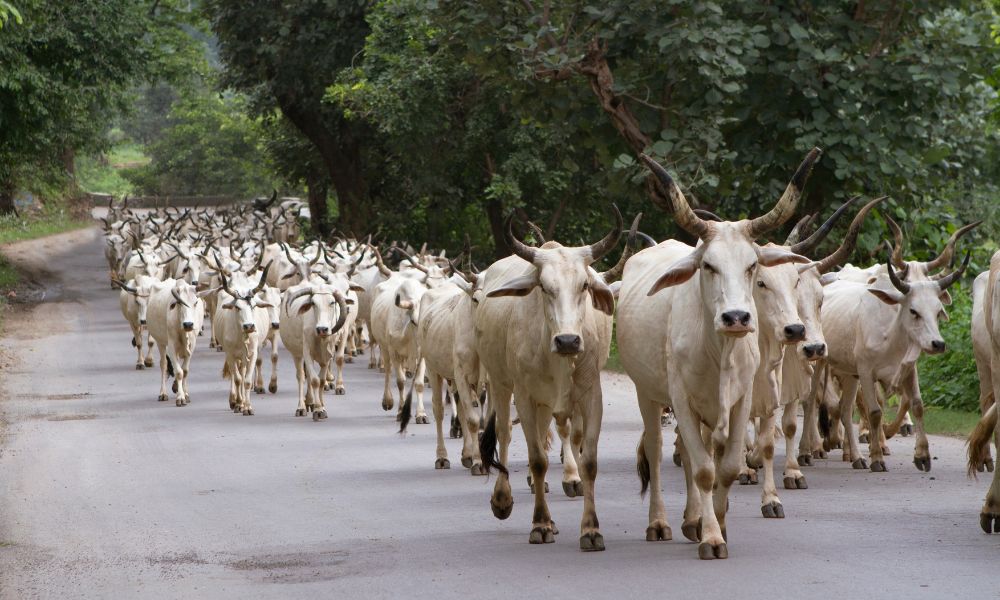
[271,322,280,330]
[931,339,946,353]
[139,319,147,325]
[316,326,330,336]
[721,310,751,328]
[783,324,806,342]
[182,321,194,331]
[242,323,256,332]
[553,334,582,355]
[803,343,826,359]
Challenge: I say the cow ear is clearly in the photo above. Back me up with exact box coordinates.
[197,287,219,298]
[819,273,839,286]
[867,288,902,305]
[648,252,700,296]
[757,246,811,267]
[346,298,355,305]
[281,271,298,280]
[349,283,365,292]
[939,290,952,306]
[487,274,539,298]
[297,301,314,315]
[222,301,236,309]
[589,278,615,315]
[395,295,414,310]
[608,280,623,298]
[256,302,274,308]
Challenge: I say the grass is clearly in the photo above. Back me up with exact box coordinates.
[0,208,90,246]
[75,142,149,196]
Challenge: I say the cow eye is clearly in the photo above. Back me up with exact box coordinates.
[582,282,590,292]
[909,308,920,319]
[703,263,717,274]
[756,280,766,289]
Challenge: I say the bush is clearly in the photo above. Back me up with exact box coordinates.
[919,283,980,412]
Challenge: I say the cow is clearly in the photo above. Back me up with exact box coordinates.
[115,275,159,369]
[279,282,349,420]
[146,279,208,406]
[251,284,283,395]
[968,250,1000,534]
[214,264,273,416]
[971,270,996,473]
[477,208,622,552]
[617,149,819,559]
[821,253,969,472]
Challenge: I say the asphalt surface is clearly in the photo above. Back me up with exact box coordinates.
[1,226,998,599]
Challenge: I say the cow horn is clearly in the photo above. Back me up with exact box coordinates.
[816,196,886,274]
[634,232,658,248]
[935,251,971,291]
[526,221,547,243]
[332,291,349,335]
[219,271,238,298]
[281,243,298,265]
[790,196,861,255]
[252,261,272,295]
[924,221,982,272]
[693,209,723,222]
[284,287,313,311]
[784,213,818,246]
[884,214,907,269]
[886,257,911,295]
[639,154,709,239]
[746,147,822,238]
[372,247,393,277]
[505,216,538,264]
[399,249,429,274]
[586,204,624,263]
[112,279,137,294]
[347,246,366,277]
[600,213,642,283]
[171,287,190,308]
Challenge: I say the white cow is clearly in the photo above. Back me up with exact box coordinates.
[617,149,818,559]
[971,270,996,473]
[214,265,274,415]
[146,279,208,406]
[969,251,1000,534]
[116,275,159,369]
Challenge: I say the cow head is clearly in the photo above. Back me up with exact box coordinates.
[395,277,429,327]
[487,208,621,356]
[285,284,349,338]
[255,285,282,331]
[220,262,273,334]
[116,276,155,325]
[753,248,807,346]
[867,254,969,355]
[168,280,203,332]
[640,149,821,337]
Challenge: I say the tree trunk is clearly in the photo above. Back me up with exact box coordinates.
[0,179,16,216]
[305,171,331,238]
[485,198,507,260]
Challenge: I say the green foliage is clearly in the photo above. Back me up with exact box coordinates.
[919,285,980,411]
[0,1,22,28]
[124,93,277,197]
[75,143,149,196]
[0,202,89,245]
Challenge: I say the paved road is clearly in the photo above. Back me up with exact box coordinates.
[0,227,997,599]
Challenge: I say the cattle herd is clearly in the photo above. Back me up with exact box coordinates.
[97,150,1000,560]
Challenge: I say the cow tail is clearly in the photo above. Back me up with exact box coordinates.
[968,403,998,478]
[636,431,650,498]
[818,402,831,439]
[480,411,508,477]
[131,336,137,348]
[398,385,414,434]
[221,361,230,380]
[166,355,174,378]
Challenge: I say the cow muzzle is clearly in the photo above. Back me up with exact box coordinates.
[139,319,147,326]
[182,322,195,332]
[552,334,582,355]
[242,323,256,333]
[802,343,826,360]
[316,326,331,337]
[783,324,806,343]
[271,322,280,331]
[718,310,753,336]
[927,339,946,354]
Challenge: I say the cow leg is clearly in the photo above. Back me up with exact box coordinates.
[576,386,604,552]
[380,353,394,411]
[156,340,169,402]
[144,329,154,368]
[313,354,330,420]
[269,338,279,394]
[413,359,428,423]
[517,395,554,545]
[368,336,379,369]
[555,414,582,497]
[430,373,449,469]
[755,411,783,518]
[797,389,817,464]
[131,322,144,369]
[457,371,483,474]
[488,383,514,520]
[293,356,308,416]
[858,374,885,471]
[834,377,862,466]
[677,432,702,541]
[242,347,258,416]
[333,334,346,395]
[671,399,726,559]
[178,350,192,405]
[899,369,930,471]
[254,354,265,393]
[781,400,807,488]
[713,394,753,546]
[637,394,670,542]
[394,360,406,419]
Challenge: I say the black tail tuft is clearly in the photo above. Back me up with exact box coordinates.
[636,432,650,498]
[819,402,831,439]
[166,355,175,378]
[480,411,507,477]
[131,336,137,348]
[398,386,413,434]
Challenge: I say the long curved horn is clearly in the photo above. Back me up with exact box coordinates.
[284,287,313,311]
[816,196,886,274]
[886,258,911,295]
[281,243,298,266]
[924,221,982,272]
[171,287,190,308]
[746,147,822,238]
[884,214,907,269]
[586,204,624,263]
[504,216,538,263]
[785,213,818,246]
[347,246,367,277]
[634,232,658,248]
[111,279,137,294]
[693,209,723,222]
[600,213,642,283]
[332,291,349,334]
[398,249,429,274]
[372,247,393,277]
[935,251,971,291]
[252,261,272,295]
[526,221,547,243]
[638,154,709,239]
[791,196,861,255]
[218,270,238,298]
[449,259,478,286]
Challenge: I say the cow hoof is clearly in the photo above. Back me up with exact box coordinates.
[334,387,345,395]
[981,512,1000,534]
[900,423,914,436]
[345,356,353,364]
[157,394,167,402]
[461,457,473,469]
[295,409,305,417]
[761,502,785,519]
[882,445,892,456]
[871,460,888,472]
[783,476,807,490]
[490,498,513,520]
[268,383,278,394]
[357,348,365,355]
[135,364,144,370]
[738,473,751,485]
[470,464,486,476]
[859,432,870,444]
[698,541,728,560]
[645,523,672,542]
[144,359,154,368]
[435,458,451,469]
[580,532,605,552]
[562,480,580,498]
[913,456,930,472]
[812,449,827,459]
[324,383,333,392]
[172,381,179,393]
[381,398,393,411]
[175,399,184,407]
[987,458,995,473]
[529,526,555,545]
[672,452,682,467]
[243,408,254,416]
[797,454,813,467]
[681,519,702,542]
[254,387,265,394]
[851,458,868,470]
[415,415,429,424]
[215,346,223,353]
